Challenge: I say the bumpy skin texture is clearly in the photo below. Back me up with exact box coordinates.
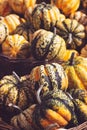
[29,62,68,97]
[31,29,66,61]
[33,90,78,130]
[51,0,80,16]
[0,22,8,44]
[63,56,87,90]
[0,73,34,113]
[11,104,36,130]
[55,19,85,51]
[25,2,63,31]
[2,34,31,59]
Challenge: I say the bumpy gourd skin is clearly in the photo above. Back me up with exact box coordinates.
[63,56,87,90]
[55,19,85,51]
[31,29,66,61]
[29,62,68,97]
[33,90,78,130]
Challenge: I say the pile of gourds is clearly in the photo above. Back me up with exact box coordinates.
[0,0,87,130]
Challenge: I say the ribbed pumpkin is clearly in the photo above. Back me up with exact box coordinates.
[31,29,66,61]
[14,22,34,42]
[11,104,36,130]
[28,62,68,99]
[69,88,87,124]
[70,11,87,33]
[25,2,64,31]
[33,90,78,130]
[0,0,12,16]
[55,19,85,51]
[0,22,8,44]
[9,0,36,14]
[0,14,25,34]
[51,0,80,16]
[0,72,34,116]
[2,34,31,59]
[63,53,87,90]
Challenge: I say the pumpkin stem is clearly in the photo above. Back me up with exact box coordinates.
[8,103,23,113]
[45,123,60,130]
[12,71,20,83]
[36,85,43,104]
[69,52,75,65]
[68,33,73,44]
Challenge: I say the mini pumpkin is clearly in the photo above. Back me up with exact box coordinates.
[0,72,34,115]
[11,104,36,130]
[0,0,12,16]
[33,89,78,130]
[25,2,65,31]
[31,29,66,61]
[0,22,8,44]
[9,0,36,14]
[51,0,80,16]
[70,11,87,33]
[63,53,87,90]
[55,18,85,51]
[0,14,25,34]
[81,0,87,9]
[2,34,31,59]
[28,62,68,98]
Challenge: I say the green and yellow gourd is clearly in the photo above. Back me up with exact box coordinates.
[0,72,34,117]
[55,19,85,51]
[25,2,65,31]
[63,53,87,90]
[32,89,78,130]
[69,88,87,124]
[31,29,66,61]
[28,62,68,99]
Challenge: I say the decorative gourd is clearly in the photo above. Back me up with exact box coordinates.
[33,90,78,130]
[25,2,65,31]
[11,104,36,130]
[0,0,12,16]
[81,0,87,9]
[9,0,36,14]
[14,22,34,42]
[0,14,25,34]
[55,19,85,51]
[70,11,87,33]
[63,53,87,90]
[0,72,34,115]
[28,62,68,98]
[63,49,79,61]
[69,88,87,124]
[80,44,87,58]
[2,34,31,59]
[51,0,80,16]
[0,22,8,44]
[31,29,66,61]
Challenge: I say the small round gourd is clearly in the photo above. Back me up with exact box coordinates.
[28,62,68,97]
[55,19,85,51]
[63,53,87,90]
[0,22,8,44]
[25,2,63,31]
[80,44,87,58]
[0,72,34,115]
[2,34,31,59]
[51,0,80,16]
[33,90,78,129]
[31,29,66,61]
[0,14,25,34]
